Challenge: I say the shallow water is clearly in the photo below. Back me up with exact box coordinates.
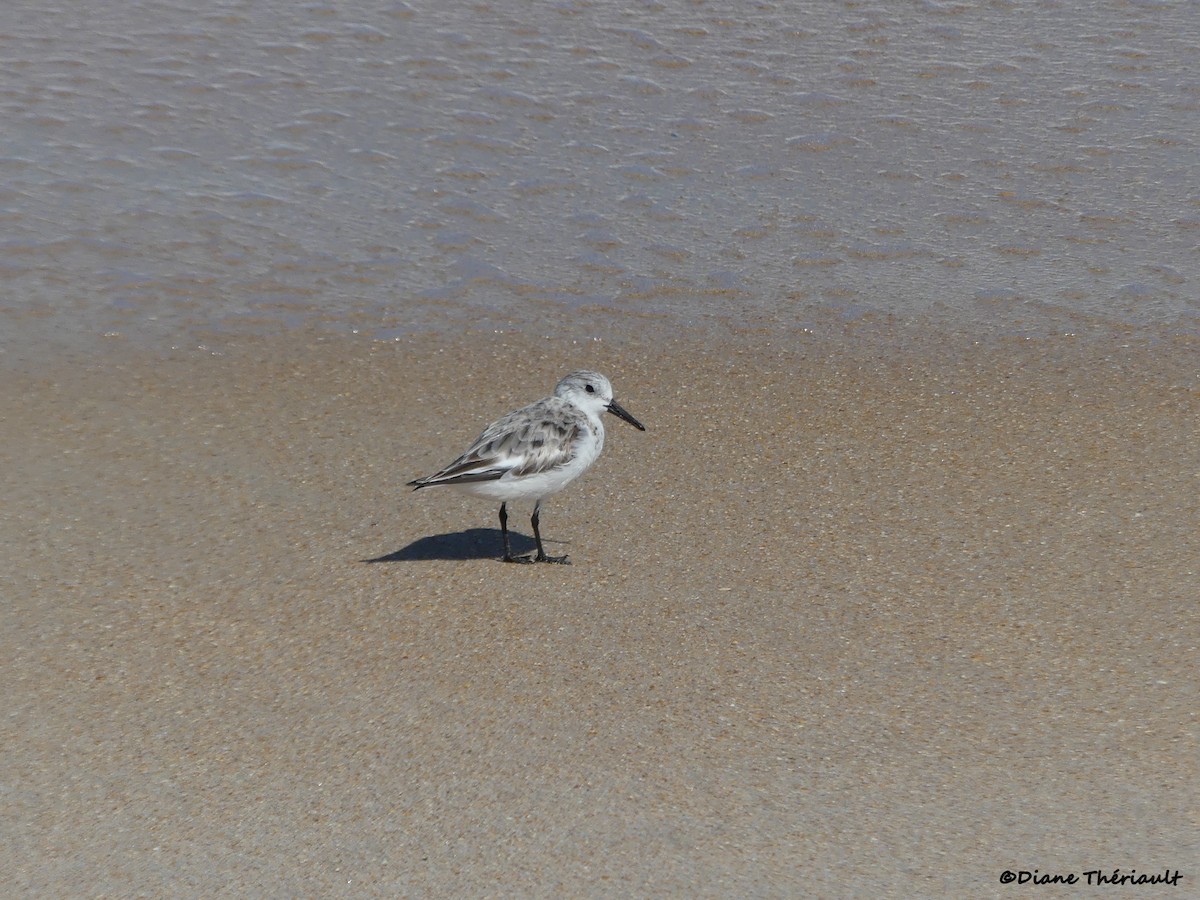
[3,0,1199,351]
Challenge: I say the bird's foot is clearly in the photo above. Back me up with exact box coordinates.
[502,553,537,564]
[535,552,571,565]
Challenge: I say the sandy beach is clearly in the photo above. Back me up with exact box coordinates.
[1,322,1195,896]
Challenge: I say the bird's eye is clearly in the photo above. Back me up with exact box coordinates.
[585,384,595,393]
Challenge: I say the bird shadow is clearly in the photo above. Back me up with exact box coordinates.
[363,528,539,563]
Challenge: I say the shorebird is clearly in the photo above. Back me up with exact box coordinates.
[408,370,646,563]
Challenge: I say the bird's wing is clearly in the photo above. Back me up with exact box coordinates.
[410,401,583,488]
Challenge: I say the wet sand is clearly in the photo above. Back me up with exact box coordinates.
[2,324,1196,896]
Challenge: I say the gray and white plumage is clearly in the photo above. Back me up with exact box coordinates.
[408,370,645,563]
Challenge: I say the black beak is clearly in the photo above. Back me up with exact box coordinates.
[606,399,646,431]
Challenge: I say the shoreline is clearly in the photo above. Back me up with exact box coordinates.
[3,322,1196,895]
[4,289,1199,376]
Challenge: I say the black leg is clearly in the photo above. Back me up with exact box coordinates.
[531,502,570,564]
[500,502,533,564]
[499,502,513,561]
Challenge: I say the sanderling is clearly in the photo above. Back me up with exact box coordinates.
[408,370,646,564]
